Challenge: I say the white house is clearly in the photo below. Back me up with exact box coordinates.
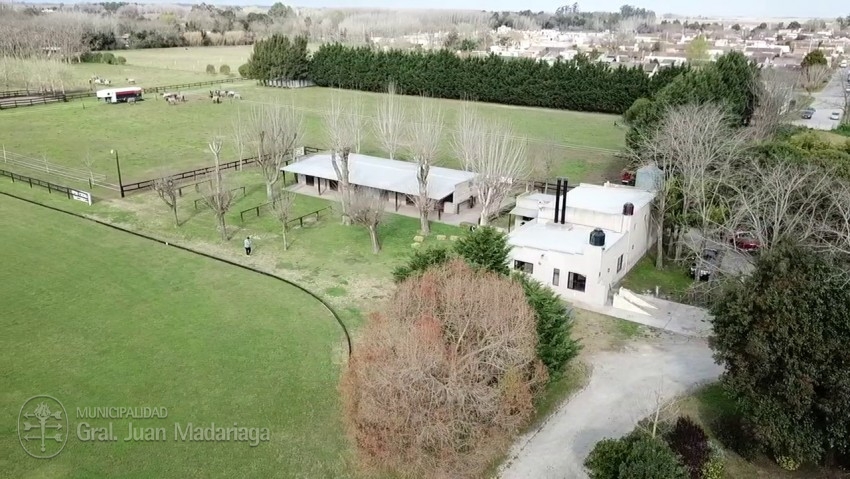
[281,152,477,217]
[507,179,655,306]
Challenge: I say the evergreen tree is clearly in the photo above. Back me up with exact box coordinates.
[454,226,511,276]
[246,34,309,81]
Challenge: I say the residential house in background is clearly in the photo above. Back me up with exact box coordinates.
[507,179,656,306]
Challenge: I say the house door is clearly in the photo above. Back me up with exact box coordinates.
[305,175,315,186]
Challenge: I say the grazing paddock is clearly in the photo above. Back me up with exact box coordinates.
[113,44,322,73]
[0,195,352,478]
[0,79,626,184]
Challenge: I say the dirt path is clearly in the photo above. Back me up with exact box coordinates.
[499,334,723,479]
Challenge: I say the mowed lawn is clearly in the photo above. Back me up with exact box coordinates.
[0,65,626,184]
[0,196,353,478]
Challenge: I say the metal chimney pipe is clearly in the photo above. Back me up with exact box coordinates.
[560,178,568,225]
[554,178,561,223]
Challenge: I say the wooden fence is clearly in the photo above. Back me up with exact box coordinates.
[285,206,332,228]
[121,146,320,196]
[1,167,92,204]
[193,185,246,210]
[0,78,246,111]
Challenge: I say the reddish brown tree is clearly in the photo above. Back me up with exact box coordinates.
[340,260,545,479]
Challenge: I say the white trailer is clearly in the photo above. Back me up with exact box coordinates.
[96,87,143,104]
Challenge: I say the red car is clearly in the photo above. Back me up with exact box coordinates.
[729,231,760,252]
[621,170,636,186]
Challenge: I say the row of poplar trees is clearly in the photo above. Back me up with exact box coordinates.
[245,34,687,115]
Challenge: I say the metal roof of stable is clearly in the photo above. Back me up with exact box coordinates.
[282,152,476,200]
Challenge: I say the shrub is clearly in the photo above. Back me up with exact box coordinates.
[341,260,545,478]
[101,52,116,64]
[80,52,102,63]
[115,56,126,65]
[665,417,711,479]
[586,431,688,479]
[711,414,760,460]
[454,226,511,276]
[514,272,580,375]
[776,456,801,471]
[585,438,630,479]
[205,64,216,74]
[219,64,231,75]
[392,246,452,283]
[238,63,250,78]
[701,451,724,479]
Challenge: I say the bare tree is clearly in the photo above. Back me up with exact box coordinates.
[749,68,799,140]
[406,97,444,235]
[348,186,385,253]
[648,104,747,265]
[81,151,98,188]
[635,378,681,439]
[529,140,557,192]
[453,103,528,226]
[232,108,247,171]
[340,260,544,478]
[153,175,179,227]
[202,138,236,241]
[798,64,832,96]
[246,103,304,200]
[324,97,359,225]
[726,159,836,258]
[270,189,296,251]
[374,81,406,160]
[350,96,365,154]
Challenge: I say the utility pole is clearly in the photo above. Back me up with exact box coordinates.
[111,149,124,198]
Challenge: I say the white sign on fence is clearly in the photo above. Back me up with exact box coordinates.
[71,189,92,206]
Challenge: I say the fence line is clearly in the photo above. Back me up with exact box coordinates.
[285,206,333,228]
[0,78,247,111]
[122,146,320,195]
[0,146,116,191]
[0,168,93,204]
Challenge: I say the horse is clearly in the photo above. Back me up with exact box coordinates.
[167,97,178,105]
[232,93,241,100]
[126,78,136,84]
[212,95,221,104]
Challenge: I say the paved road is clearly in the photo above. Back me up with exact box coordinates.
[794,68,847,130]
[499,338,723,479]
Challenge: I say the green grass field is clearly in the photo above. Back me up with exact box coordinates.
[0,76,626,183]
[0,195,353,478]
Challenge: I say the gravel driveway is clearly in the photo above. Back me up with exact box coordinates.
[499,336,723,479]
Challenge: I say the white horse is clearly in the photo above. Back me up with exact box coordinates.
[126,78,136,84]
[232,93,241,100]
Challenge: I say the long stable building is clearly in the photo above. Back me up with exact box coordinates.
[281,152,478,217]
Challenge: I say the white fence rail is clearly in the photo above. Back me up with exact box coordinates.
[0,146,118,191]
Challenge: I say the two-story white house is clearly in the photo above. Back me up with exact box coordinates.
[507,179,655,306]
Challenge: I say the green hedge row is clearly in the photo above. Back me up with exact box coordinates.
[307,44,687,114]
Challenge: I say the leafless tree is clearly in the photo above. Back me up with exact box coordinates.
[726,159,836,259]
[350,96,365,154]
[270,189,296,251]
[648,104,747,266]
[529,140,557,192]
[324,97,359,225]
[81,151,98,188]
[749,68,799,140]
[374,82,406,160]
[406,97,444,235]
[246,103,304,201]
[453,103,528,226]
[153,175,179,227]
[232,108,247,171]
[635,378,680,439]
[347,186,385,254]
[202,138,236,241]
[798,64,832,96]
[340,260,544,478]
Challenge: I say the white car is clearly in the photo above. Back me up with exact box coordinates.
[830,111,841,120]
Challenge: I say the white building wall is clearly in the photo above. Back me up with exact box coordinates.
[510,236,628,306]
[620,203,654,270]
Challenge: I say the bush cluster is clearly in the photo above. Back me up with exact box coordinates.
[205,64,216,74]
[79,52,126,65]
[219,64,231,75]
[391,227,580,376]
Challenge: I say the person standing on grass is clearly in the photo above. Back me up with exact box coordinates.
[244,236,253,256]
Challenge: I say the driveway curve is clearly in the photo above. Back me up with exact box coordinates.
[499,337,722,479]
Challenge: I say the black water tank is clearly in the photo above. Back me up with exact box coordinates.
[589,228,606,247]
[623,202,634,216]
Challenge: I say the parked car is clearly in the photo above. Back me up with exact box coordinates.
[830,111,842,121]
[689,249,722,281]
[801,108,815,119]
[729,231,760,252]
[841,60,848,68]
[620,170,636,186]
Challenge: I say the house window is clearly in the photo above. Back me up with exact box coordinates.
[617,255,624,273]
[567,272,586,292]
[552,268,560,286]
[514,260,534,274]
